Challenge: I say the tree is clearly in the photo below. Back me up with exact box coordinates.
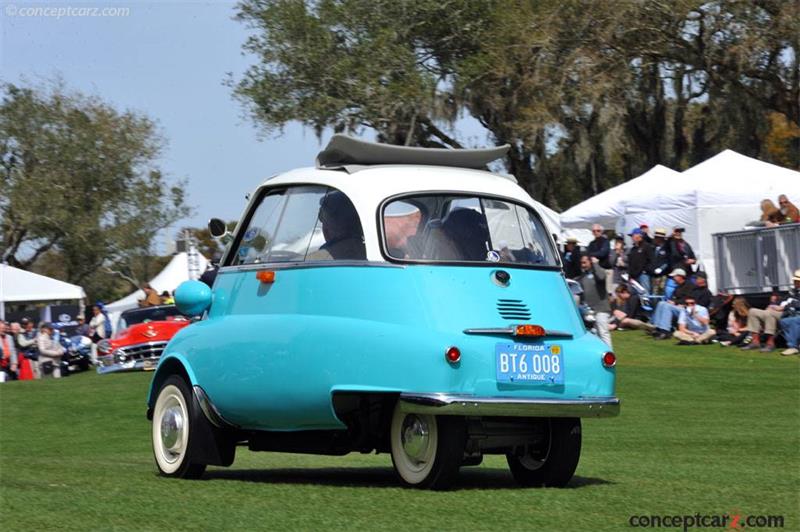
[0,81,192,301]
[232,0,799,210]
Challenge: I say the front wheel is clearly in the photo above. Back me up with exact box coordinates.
[506,417,581,487]
[389,404,466,490]
[152,375,206,479]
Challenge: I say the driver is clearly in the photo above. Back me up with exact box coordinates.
[308,191,366,260]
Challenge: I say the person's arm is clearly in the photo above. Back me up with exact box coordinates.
[590,260,608,281]
[16,333,35,349]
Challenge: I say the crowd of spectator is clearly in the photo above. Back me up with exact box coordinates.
[563,193,800,355]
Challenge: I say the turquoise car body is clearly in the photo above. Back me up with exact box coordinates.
[149,264,614,431]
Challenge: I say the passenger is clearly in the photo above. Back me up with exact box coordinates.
[384,201,423,258]
[673,296,714,345]
[442,208,490,261]
[310,191,366,260]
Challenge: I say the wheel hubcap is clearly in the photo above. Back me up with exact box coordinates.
[160,405,184,453]
[401,415,431,463]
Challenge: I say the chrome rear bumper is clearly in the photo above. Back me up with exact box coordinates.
[399,393,620,418]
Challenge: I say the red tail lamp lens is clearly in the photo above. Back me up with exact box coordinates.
[602,351,616,367]
[445,346,461,364]
[515,324,545,337]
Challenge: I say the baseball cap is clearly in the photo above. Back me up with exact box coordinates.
[669,268,687,278]
[629,228,643,236]
[639,223,649,229]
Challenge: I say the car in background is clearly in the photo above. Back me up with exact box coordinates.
[97,305,191,374]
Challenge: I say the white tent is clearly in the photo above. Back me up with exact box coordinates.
[0,263,86,320]
[560,165,682,230]
[619,150,800,291]
[104,251,208,329]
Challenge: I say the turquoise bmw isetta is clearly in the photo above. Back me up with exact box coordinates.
[147,135,619,489]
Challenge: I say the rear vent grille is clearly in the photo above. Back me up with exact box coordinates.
[497,299,531,320]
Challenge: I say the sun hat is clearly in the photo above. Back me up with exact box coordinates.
[654,228,667,238]
[793,269,800,282]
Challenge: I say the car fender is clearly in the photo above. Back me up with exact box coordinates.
[146,352,199,411]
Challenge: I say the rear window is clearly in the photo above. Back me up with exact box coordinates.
[381,194,557,267]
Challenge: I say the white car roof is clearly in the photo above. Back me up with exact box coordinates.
[229,165,546,263]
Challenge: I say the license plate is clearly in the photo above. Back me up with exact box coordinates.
[495,343,564,384]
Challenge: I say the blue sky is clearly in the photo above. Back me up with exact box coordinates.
[0,1,490,249]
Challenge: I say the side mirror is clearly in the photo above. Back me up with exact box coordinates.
[174,280,212,317]
[208,218,228,238]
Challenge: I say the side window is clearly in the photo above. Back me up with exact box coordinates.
[231,185,365,265]
[233,191,287,265]
[267,186,329,262]
[306,190,366,261]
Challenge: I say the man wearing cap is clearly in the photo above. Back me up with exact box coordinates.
[639,224,653,245]
[778,269,800,356]
[650,228,670,295]
[651,268,696,339]
[668,227,696,273]
[562,237,583,279]
[627,228,653,293]
[587,224,611,269]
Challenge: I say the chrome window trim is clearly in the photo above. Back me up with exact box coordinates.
[217,260,404,274]
[375,190,561,270]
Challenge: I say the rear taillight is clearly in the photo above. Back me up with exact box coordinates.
[515,324,545,337]
[445,346,461,364]
[602,351,616,367]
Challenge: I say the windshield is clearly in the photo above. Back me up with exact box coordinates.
[382,194,558,267]
[117,306,186,334]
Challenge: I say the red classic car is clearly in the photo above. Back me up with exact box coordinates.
[97,305,191,374]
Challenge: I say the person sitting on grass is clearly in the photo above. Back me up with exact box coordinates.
[650,268,695,339]
[741,292,785,352]
[609,284,654,332]
[716,296,750,347]
[673,296,714,345]
[778,269,800,356]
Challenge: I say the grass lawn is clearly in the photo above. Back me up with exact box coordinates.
[1,332,798,531]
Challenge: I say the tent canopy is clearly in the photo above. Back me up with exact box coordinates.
[560,165,682,229]
[0,263,86,303]
[560,149,800,292]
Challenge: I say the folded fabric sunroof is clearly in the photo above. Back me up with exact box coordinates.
[316,134,510,170]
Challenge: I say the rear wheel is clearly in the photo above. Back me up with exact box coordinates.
[506,417,581,487]
[389,404,466,490]
[152,375,206,479]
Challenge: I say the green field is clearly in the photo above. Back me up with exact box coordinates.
[1,333,798,531]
